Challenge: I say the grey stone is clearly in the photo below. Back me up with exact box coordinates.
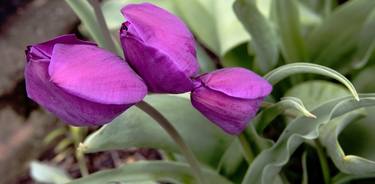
[0,0,78,95]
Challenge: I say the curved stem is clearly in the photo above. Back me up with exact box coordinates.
[136,101,206,184]
[315,139,331,184]
[238,133,255,164]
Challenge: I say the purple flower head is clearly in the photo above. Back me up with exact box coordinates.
[25,34,147,126]
[191,68,272,135]
[120,3,199,93]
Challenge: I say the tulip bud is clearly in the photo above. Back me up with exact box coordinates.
[120,3,199,93]
[25,35,147,126]
[191,68,272,134]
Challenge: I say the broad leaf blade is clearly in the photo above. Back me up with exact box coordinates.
[284,80,349,110]
[68,161,233,184]
[82,95,232,168]
[102,0,176,31]
[174,0,250,56]
[30,161,71,184]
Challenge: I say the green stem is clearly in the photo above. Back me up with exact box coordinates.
[324,0,332,17]
[238,133,255,164]
[65,0,106,48]
[75,150,89,176]
[70,127,89,177]
[162,150,177,161]
[88,0,121,55]
[315,139,331,184]
[136,101,206,184]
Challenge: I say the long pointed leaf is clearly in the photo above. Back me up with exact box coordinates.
[264,63,359,101]
[81,95,232,168]
[234,0,279,72]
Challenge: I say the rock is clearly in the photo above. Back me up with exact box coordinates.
[0,108,58,184]
[0,0,78,182]
[0,0,77,95]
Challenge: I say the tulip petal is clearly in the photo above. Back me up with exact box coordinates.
[191,86,263,135]
[26,34,95,61]
[25,61,130,126]
[121,35,195,93]
[197,68,272,99]
[120,3,199,93]
[48,44,147,105]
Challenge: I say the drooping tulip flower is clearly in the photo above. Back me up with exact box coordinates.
[25,34,147,126]
[191,68,272,135]
[120,3,199,93]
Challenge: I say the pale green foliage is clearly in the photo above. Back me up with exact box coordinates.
[81,95,232,168]
[40,0,375,184]
[242,95,375,184]
[30,161,71,184]
[233,0,279,72]
[67,161,232,184]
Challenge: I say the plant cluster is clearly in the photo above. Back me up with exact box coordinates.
[28,0,375,184]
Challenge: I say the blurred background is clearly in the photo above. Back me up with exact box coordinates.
[0,0,73,183]
[1,0,375,183]
[0,0,80,183]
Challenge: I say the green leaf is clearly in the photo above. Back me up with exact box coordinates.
[81,95,232,168]
[332,172,375,184]
[241,94,375,184]
[101,0,176,32]
[284,80,375,179]
[353,65,375,93]
[284,80,350,110]
[297,2,322,26]
[264,63,360,101]
[196,44,216,73]
[65,0,117,52]
[174,0,250,56]
[319,110,374,175]
[218,97,316,179]
[338,107,375,165]
[68,161,233,184]
[254,96,317,134]
[273,0,306,62]
[280,97,316,118]
[306,0,375,67]
[351,9,375,69]
[217,140,245,177]
[233,0,279,72]
[221,43,254,69]
[30,161,71,184]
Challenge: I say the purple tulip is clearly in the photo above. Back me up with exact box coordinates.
[119,3,199,93]
[25,35,147,126]
[191,68,272,134]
